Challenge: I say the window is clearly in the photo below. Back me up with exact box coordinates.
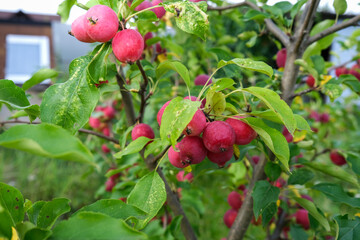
[5,34,50,84]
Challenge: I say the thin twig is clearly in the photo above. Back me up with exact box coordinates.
[207,2,248,11]
[268,209,288,240]
[327,59,354,72]
[116,72,137,125]
[136,60,150,123]
[311,148,330,161]
[308,14,360,45]
[0,120,120,144]
[290,87,320,99]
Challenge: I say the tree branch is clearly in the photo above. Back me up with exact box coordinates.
[0,120,120,144]
[208,1,290,47]
[308,14,360,45]
[228,154,268,240]
[116,71,137,125]
[311,148,331,161]
[268,209,288,240]
[290,86,320,100]
[136,60,150,123]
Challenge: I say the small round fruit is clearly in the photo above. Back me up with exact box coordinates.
[282,127,293,143]
[143,32,153,48]
[157,100,171,126]
[276,48,287,68]
[179,136,207,164]
[194,74,212,86]
[320,113,330,123]
[134,0,153,11]
[101,144,111,153]
[295,209,310,230]
[131,123,155,141]
[207,148,233,167]
[103,106,116,119]
[85,5,119,42]
[176,171,194,182]
[112,29,144,63]
[306,75,315,88]
[102,127,111,136]
[252,155,260,165]
[227,191,242,210]
[168,145,190,168]
[203,121,235,153]
[89,117,101,129]
[71,14,95,43]
[224,209,237,228]
[335,67,348,77]
[183,110,207,136]
[225,118,257,145]
[152,0,166,19]
[105,178,116,192]
[330,150,346,166]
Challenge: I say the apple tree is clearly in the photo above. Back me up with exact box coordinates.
[0,0,360,239]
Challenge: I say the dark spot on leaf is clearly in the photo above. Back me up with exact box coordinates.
[7,190,10,192]
[15,197,19,201]
[46,216,49,218]
[15,206,19,209]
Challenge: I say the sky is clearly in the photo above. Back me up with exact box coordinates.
[0,0,359,24]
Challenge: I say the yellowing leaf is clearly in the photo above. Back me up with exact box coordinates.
[157,53,167,63]
[184,165,192,173]
[293,130,307,142]
[233,145,240,160]
[288,185,302,198]
[11,227,19,240]
[276,199,281,207]
[294,96,304,109]
[320,75,332,86]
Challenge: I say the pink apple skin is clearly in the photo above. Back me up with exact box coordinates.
[330,150,346,166]
[276,48,287,68]
[202,121,235,153]
[189,0,207,2]
[152,0,166,18]
[224,209,237,228]
[134,0,153,11]
[320,113,330,123]
[101,144,111,153]
[85,5,119,43]
[306,75,315,87]
[183,110,207,136]
[184,96,206,109]
[71,14,95,43]
[176,171,194,182]
[131,123,155,141]
[143,32,153,48]
[194,74,212,86]
[207,147,233,167]
[295,209,310,230]
[157,100,171,126]
[105,178,116,192]
[102,127,111,137]
[227,191,242,210]
[89,117,101,129]
[103,106,116,119]
[335,67,349,77]
[309,111,321,122]
[282,127,293,143]
[168,144,190,168]
[179,136,207,165]
[225,118,257,145]
[112,29,144,63]
[252,155,260,165]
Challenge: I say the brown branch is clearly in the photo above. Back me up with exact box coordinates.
[136,60,150,123]
[116,71,137,125]
[208,1,290,47]
[228,154,269,240]
[308,14,360,45]
[0,120,120,144]
[327,59,354,72]
[290,86,320,100]
[268,209,289,240]
[311,148,331,161]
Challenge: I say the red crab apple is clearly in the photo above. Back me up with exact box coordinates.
[103,106,116,119]
[178,136,207,164]
[112,29,144,63]
[224,209,238,228]
[102,127,111,136]
[101,144,110,153]
[319,113,330,123]
[143,32,153,48]
[252,155,260,164]
[71,14,95,43]
[207,147,234,167]
[157,100,171,126]
[168,144,190,168]
[276,48,287,68]
[295,209,310,230]
[134,0,153,11]
[85,5,119,42]
[183,110,207,136]
[89,117,101,129]
[330,150,346,166]
[335,67,349,77]
[227,191,242,210]
[225,117,257,145]
[194,74,212,86]
[152,0,166,19]
[202,121,236,153]
[282,127,293,143]
[189,0,207,2]
[131,123,155,141]
[306,75,315,88]
[176,171,194,182]
[105,178,116,192]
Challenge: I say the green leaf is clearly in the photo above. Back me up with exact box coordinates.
[156,60,191,89]
[163,1,209,40]
[242,118,290,171]
[321,83,343,102]
[333,0,347,16]
[290,225,308,240]
[347,152,360,176]
[303,161,359,187]
[36,198,71,229]
[311,55,325,75]
[127,171,166,229]
[243,87,296,134]
[288,168,314,185]
[87,43,113,84]
[24,228,51,240]
[251,111,310,131]
[0,183,24,225]
[252,180,280,220]
[144,139,168,158]
[0,204,13,239]
[338,74,360,94]
[335,215,360,240]
[51,212,148,240]
[27,201,46,225]
[212,78,235,91]
[130,0,145,10]
[262,202,277,227]
[114,137,152,159]
[22,68,58,91]
[294,59,319,81]
[290,0,307,19]
[0,80,40,121]
[0,123,95,166]
[218,58,273,77]
[160,97,200,147]
[312,183,360,208]
[243,9,270,22]
[264,161,282,182]
[292,197,330,231]
[294,114,311,131]
[205,90,226,115]
[40,56,100,134]
[75,199,147,220]
[57,0,76,22]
